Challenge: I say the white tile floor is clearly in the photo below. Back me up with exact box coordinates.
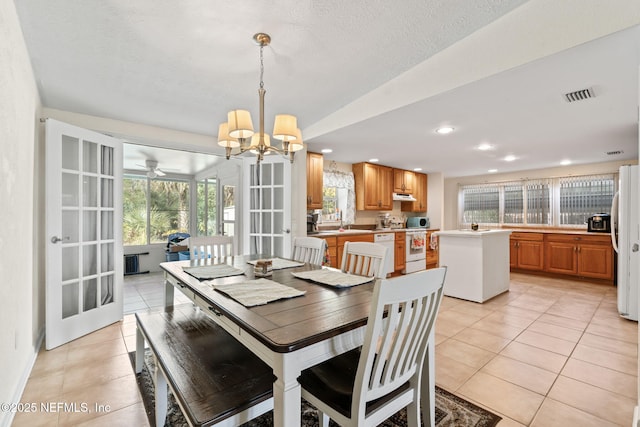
[13,271,639,426]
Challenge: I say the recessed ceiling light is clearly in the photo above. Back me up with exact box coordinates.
[560,159,571,166]
[435,126,454,135]
[321,148,333,153]
[488,169,498,173]
[369,158,379,163]
[504,155,516,162]
[413,168,422,172]
[477,143,494,151]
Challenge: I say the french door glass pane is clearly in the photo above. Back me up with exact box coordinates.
[83,211,97,241]
[82,140,97,173]
[101,211,113,239]
[61,135,78,170]
[83,244,97,276]
[83,176,98,207]
[83,279,97,312]
[62,173,79,207]
[101,243,114,272]
[62,283,79,319]
[62,247,78,281]
[101,178,113,208]
[101,275,114,305]
[62,211,79,243]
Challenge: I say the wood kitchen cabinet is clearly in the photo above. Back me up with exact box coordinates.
[545,234,613,281]
[401,172,428,212]
[393,169,415,194]
[426,229,439,269]
[394,231,406,272]
[317,236,337,267]
[510,232,544,271]
[353,162,393,211]
[306,152,323,210]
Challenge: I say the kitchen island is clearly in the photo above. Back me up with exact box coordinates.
[435,229,512,303]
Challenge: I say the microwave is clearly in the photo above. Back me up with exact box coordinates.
[407,217,429,228]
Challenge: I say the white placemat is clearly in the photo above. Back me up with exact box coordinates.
[291,268,375,288]
[182,264,245,280]
[246,257,306,270]
[213,278,306,307]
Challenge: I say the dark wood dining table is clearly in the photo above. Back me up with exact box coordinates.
[160,255,436,427]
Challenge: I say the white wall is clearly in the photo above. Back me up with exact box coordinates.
[443,159,638,230]
[0,2,42,426]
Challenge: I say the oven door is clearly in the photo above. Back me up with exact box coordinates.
[406,231,426,262]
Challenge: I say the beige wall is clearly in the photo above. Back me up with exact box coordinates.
[442,159,638,230]
[0,2,42,426]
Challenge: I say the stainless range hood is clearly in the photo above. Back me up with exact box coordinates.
[392,193,417,201]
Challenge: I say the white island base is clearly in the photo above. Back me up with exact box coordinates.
[435,229,512,303]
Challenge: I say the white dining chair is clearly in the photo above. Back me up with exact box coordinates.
[291,237,327,266]
[188,236,234,261]
[297,267,447,427]
[340,241,388,278]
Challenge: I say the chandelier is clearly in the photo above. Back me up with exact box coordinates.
[217,33,303,164]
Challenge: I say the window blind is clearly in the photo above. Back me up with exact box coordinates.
[559,174,615,225]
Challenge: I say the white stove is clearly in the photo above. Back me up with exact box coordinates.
[405,228,428,273]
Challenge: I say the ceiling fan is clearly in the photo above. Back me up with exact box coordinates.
[137,159,166,178]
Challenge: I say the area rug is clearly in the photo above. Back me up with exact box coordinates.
[129,351,501,427]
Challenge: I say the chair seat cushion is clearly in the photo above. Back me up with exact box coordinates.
[298,348,410,419]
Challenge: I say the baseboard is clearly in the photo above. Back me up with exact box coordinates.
[0,329,44,427]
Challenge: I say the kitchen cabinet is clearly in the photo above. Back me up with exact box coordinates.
[317,236,337,268]
[545,234,613,280]
[393,169,414,194]
[336,233,374,269]
[394,231,406,272]
[510,232,544,271]
[353,162,393,210]
[401,172,427,212]
[306,152,323,210]
[426,229,438,269]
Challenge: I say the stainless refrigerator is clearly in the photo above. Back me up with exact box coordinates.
[612,164,639,321]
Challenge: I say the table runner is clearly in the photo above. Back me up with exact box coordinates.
[246,257,306,270]
[182,264,245,280]
[291,268,375,288]
[213,278,306,307]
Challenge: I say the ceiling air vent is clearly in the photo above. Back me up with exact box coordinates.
[606,150,624,156]
[564,88,594,103]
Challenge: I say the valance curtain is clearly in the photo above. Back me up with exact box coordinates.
[323,171,356,225]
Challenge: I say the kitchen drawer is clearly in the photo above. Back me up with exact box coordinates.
[511,232,543,241]
[192,293,241,335]
[336,233,374,245]
[545,233,611,244]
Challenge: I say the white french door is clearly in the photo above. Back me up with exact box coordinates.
[45,119,123,349]
[243,156,292,257]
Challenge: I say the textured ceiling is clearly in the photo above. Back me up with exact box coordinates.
[13,0,640,177]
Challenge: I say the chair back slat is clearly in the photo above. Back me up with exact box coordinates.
[291,237,326,266]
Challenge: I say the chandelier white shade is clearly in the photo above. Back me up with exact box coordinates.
[217,33,303,163]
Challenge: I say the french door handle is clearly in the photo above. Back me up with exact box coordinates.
[50,236,69,244]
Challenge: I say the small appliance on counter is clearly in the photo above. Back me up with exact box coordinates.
[587,213,611,233]
[307,212,319,233]
[406,217,429,229]
[377,213,392,230]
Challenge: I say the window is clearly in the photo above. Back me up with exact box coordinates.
[122,175,190,245]
[196,178,217,236]
[459,173,615,228]
[559,174,615,225]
